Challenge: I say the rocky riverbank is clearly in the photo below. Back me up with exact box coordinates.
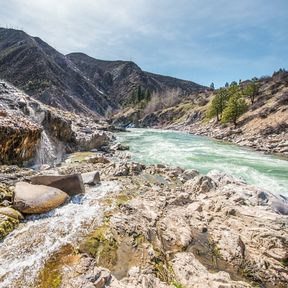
[0,78,287,288]
[112,71,288,157]
[0,146,287,288]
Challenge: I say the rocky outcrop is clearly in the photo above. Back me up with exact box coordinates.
[73,165,287,288]
[0,115,42,165]
[30,174,85,196]
[13,182,69,214]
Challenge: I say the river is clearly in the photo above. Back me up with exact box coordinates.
[118,128,288,196]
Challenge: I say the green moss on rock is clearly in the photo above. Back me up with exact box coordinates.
[79,225,118,270]
[0,214,19,240]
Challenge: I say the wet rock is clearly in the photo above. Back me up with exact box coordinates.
[0,207,24,220]
[88,155,110,164]
[111,143,130,151]
[0,183,13,204]
[30,174,85,196]
[0,115,42,165]
[13,182,69,214]
[0,214,19,240]
[179,169,199,182]
[82,171,101,186]
[271,198,288,215]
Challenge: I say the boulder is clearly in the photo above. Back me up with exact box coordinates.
[87,155,110,164]
[76,131,112,151]
[82,171,101,186]
[0,207,24,220]
[13,182,69,214]
[30,174,85,196]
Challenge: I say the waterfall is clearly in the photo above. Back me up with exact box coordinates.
[25,103,66,167]
[34,131,65,167]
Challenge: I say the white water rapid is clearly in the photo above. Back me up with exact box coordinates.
[119,129,288,196]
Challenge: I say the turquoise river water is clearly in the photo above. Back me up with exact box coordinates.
[118,129,288,196]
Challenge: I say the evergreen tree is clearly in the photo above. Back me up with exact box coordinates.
[242,81,259,104]
[225,82,229,88]
[144,89,151,102]
[222,93,247,126]
[207,88,229,121]
[210,82,215,90]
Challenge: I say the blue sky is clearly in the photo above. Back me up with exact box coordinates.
[0,0,288,87]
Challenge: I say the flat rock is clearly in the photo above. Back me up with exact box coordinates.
[30,174,85,196]
[81,171,101,186]
[13,182,69,214]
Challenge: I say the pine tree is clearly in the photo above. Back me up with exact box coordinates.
[222,93,247,126]
[243,81,259,104]
[210,82,215,90]
[207,88,229,121]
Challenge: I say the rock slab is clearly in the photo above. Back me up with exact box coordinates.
[30,174,85,196]
[81,171,101,186]
[13,182,69,214]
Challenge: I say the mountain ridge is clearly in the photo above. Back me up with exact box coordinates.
[0,28,206,115]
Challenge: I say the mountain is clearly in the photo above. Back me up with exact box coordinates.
[0,28,206,115]
[0,28,111,115]
[66,52,206,106]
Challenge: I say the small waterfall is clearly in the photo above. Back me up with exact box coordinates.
[34,130,65,167]
[0,181,120,288]
[25,103,66,167]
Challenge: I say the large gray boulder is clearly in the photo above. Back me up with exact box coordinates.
[30,174,85,196]
[13,182,69,214]
[76,131,112,151]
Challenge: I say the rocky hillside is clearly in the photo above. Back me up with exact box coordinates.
[67,53,206,106]
[0,80,114,165]
[0,28,206,115]
[113,71,288,155]
[0,28,112,115]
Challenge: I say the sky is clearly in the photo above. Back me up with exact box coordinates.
[0,0,288,87]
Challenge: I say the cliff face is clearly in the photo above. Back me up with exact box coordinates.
[0,114,41,165]
[0,80,114,165]
[0,82,42,165]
